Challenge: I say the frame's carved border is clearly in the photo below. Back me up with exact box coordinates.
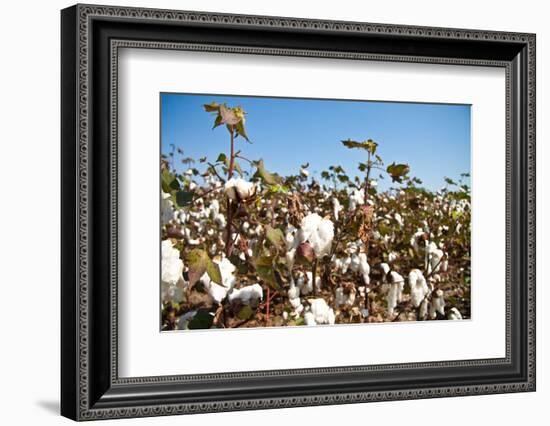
[73,4,536,420]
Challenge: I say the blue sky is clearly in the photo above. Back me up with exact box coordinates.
[161,93,470,191]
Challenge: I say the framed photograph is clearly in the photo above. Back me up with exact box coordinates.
[61,4,536,421]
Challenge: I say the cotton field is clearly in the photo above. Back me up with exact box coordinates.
[160,102,471,330]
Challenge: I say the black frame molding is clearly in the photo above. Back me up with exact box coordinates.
[61,4,536,421]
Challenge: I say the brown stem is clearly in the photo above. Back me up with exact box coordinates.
[364,152,372,202]
[228,126,235,178]
[266,287,270,323]
[225,126,235,257]
[312,259,318,297]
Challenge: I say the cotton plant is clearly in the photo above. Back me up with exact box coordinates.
[159,102,470,329]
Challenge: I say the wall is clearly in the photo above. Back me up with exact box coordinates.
[0,0,546,424]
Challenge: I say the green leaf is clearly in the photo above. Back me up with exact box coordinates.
[186,249,209,289]
[386,162,410,183]
[216,153,227,163]
[188,310,215,329]
[254,256,281,290]
[237,305,254,320]
[161,169,180,193]
[229,254,249,274]
[235,120,250,142]
[254,159,281,185]
[206,259,222,285]
[233,160,244,177]
[268,184,289,194]
[265,226,286,251]
[212,114,224,129]
[175,191,193,208]
[444,177,457,186]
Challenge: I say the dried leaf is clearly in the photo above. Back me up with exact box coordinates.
[219,104,241,125]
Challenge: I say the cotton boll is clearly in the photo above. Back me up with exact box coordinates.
[349,254,360,273]
[427,242,445,275]
[301,271,321,295]
[161,240,183,287]
[217,258,237,290]
[388,251,398,263]
[410,228,425,253]
[342,256,352,274]
[335,285,356,307]
[298,213,334,258]
[418,298,429,320]
[300,168,309,177]
[332,197,342,221]
[178,211,188,224]
[440,256,449,272]
[429,289,445,319]
[327,309,336,325]
[349,189,364,211]
[395,213,404,227]
[333,257,343,274]
[224,177,256,202]
[408,269,429,308]
[214,213,226,228]
[208,282,231,303]
[309,298,335,325]
[304,312,316,326]
[448,307,463,320]
[288,282,300,300]
[228,284,263,305]
[210,199,220,217]
[358,253,370,285]
[289,291,304,315]
[386,271,405,315]
[282,311,289,321]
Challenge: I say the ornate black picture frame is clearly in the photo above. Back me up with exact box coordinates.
[61,4,536,421]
